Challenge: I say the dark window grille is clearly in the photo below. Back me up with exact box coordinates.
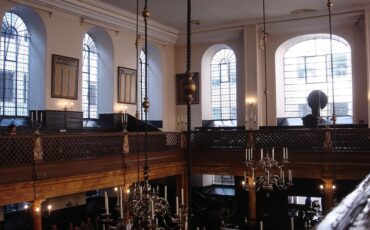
[82,33,98,119]
[1,12,29,117]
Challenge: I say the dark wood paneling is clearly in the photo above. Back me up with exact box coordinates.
[40,110,83,130]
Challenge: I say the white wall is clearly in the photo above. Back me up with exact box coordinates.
[1,0,370,129]
[268,19,368,125]
[0,0,177,122]
[175,35,244,129]
[175,14,369,128]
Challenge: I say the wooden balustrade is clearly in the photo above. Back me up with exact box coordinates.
[0,128,369,206]
[191,128,370,152]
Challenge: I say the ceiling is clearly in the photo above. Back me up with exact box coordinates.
[99,0,370,31]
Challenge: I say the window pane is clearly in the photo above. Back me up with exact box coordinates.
[82,33,98,119]
[0,12,29,116]
[211,48,237,125]
[283,36,352,118]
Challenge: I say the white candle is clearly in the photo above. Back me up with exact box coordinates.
[260,221,263,230]
[35,110,38,120]
[181,188,184,205]
[164,186,167,201]
[121,114,123,123]
[31,111,33,121]
[120,187,123,219]
[244,170,247,182]
[282,171,285,183]
[104,191,109,214]
[245,149,248,162]
[156,218,158,227]
[252,169,255,180]
[272,147,275,160]
[286,148,289,160]
[260,148,263,160]
[290,217,294,230]
[40,112,43,122]
[284,148,287,159]
[176,196,179,215]
[289,169,292,182]
[151,199,154,219]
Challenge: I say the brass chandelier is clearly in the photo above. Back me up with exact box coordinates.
[124,0,187,229]
[242,0,293,194]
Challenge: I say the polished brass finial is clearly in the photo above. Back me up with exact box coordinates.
[327,0,333,8]
[142,97,150,113]
[142,8,150,19]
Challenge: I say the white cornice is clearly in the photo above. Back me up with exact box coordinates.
[16,0,179,44]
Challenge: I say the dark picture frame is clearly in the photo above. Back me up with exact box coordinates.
[176,72,200,105]
[117,67,137,104]
[51,54,79,99]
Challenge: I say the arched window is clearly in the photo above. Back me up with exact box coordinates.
[211,48,237,121]
[138,50,146,120]
[82,33,98,119]
[282,35,352,118]
[1,12,30,117]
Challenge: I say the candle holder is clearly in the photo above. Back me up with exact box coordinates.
[177,119,187,132]
[31,111,43,134]
[171,205,188,229]
[245,118,257,130]
[243,147,293,193]
[121,113,128,132]
[100,212,113,229]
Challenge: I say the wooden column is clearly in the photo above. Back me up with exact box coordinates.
[32,200,43,230]
[322,179,334,212]
[247,176,257,223]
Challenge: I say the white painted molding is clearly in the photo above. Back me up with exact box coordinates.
[18,0,179,44]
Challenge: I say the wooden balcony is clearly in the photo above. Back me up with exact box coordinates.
[1,128,370,206]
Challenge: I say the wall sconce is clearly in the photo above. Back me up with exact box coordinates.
[245,97,257,130]
[47,204,52,214]
[319,184,324,193]
[64,102,74,111]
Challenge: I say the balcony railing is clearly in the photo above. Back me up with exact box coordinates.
[0,132,182,167]
[1,128,370,168]
[191,128,370,152]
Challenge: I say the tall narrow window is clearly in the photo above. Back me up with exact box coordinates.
[1,12,30,116]
[82,33,98,119]
[283,35,352,118]
[138,50,146,120]
[211,49,237,122]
